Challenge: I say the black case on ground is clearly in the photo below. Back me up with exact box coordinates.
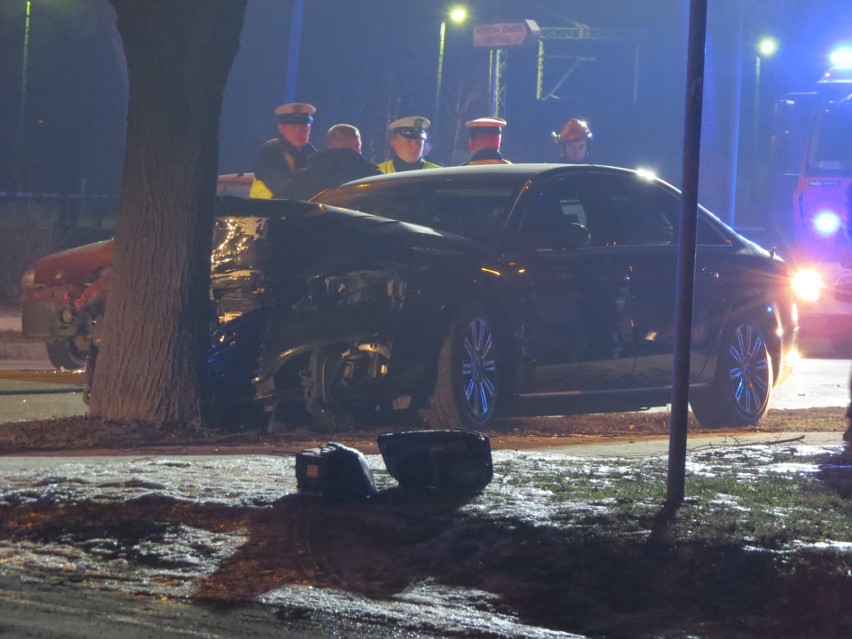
[295,442,377,500]
[377,430,493,492]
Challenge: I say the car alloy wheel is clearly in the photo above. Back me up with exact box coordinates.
[421,303,501,430]
[690,318,773,427]
[461,316,497,421]
[725,321,771,418]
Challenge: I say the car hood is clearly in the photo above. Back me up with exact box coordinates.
[30,239,114,287]
[215,197,485,281]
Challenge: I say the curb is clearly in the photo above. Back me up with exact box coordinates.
[0,340,49,361]
[1,314,50,361]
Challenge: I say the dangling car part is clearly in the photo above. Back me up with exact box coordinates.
[377,429,493,493]
[295,442,378,500]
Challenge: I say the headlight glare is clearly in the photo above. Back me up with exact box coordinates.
[791,268,824,302]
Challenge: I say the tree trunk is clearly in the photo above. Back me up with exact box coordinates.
[89,0,247,425]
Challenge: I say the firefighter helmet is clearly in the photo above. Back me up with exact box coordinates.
[552,118,592,144]
[552,118,592,162]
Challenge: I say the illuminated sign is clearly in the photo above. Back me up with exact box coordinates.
[473,20,541,48]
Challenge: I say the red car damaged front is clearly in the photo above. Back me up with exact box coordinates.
[18,173,255,370]
[20,239,113,370]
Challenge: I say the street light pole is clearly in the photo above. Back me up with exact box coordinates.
[433,7,468,128]
[16,0,32,189]
[434,19,447,121]
[753,38,777,204]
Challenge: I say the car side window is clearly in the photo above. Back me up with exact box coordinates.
[597,176,678,246]
[520,175,605,251]
[593,173,736,247]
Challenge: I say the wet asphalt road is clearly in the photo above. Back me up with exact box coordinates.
[0,355,847,424]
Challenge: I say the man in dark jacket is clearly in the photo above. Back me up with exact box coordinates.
[251,102,318,198]
[281,124,381,201]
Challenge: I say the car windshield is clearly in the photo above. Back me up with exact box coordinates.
[315,175,526,245]
[807,98,852,175]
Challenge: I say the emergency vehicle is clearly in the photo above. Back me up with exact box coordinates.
[773,63,852,355]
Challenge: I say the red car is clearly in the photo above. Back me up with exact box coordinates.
[19,173,253,369]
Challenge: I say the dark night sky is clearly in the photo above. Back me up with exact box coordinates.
[1,0,851,221]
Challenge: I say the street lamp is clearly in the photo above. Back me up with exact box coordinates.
[758,37,778,57]
[434,6,468,124]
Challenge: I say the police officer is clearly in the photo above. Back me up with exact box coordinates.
[251,102,318,198]
[551,118,593,163]
[378,116,441,173]
[462,116,510,165]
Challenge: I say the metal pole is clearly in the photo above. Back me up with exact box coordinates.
[434,20,446,123]
[16,0,32,189]
[489,49,504,117]
[283,0,304,103]
[666,0,708,509]
[753,54,761,189]
[536,39,544,101]
[488,49,496,115]
[728,0,744,228]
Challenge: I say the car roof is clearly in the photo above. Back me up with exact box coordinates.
[341,163,637,186]
[332,164,689,202]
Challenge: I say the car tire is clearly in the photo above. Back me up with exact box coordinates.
[46,338,88,371]
[421,303,501,430]
[690,318,773,428]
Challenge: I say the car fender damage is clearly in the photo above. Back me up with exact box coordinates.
[258,266,426,432]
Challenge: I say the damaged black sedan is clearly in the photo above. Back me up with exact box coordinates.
[207,164,798,432]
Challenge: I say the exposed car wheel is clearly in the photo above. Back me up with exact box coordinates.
[690,319,773,428]
[46,338,88,371]
[421,304,500,430]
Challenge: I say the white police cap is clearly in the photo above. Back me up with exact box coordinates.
[388,116,431,140]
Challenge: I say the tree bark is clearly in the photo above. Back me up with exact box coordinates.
[89,0,247,425]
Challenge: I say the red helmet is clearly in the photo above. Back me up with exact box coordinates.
[552,118,592,144]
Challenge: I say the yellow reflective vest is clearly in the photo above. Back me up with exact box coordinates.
[249,179,273,199]
[378,159,442,174]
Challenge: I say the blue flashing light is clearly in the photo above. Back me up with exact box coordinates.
[812,209,842,237]
[829,46,852,67]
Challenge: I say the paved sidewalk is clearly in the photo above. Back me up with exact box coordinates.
[537,429,846,458]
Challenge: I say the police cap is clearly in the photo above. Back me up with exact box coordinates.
[466,116,506,137]
[388,116,431,140]
[275,102,316,125]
